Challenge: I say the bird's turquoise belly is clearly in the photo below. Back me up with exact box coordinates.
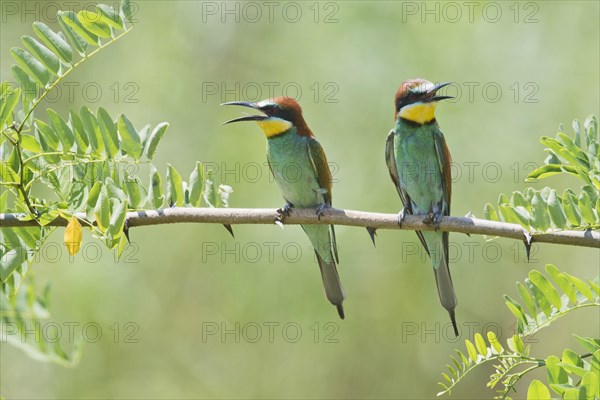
[267,134,323,208]
[394,129,444,215]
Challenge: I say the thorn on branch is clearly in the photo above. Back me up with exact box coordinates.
[222,224,235,238]
[523,232,533,262]
[366,227,377,246]
[124,220,131,243]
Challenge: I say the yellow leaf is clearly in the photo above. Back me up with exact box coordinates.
[64,217,82,256]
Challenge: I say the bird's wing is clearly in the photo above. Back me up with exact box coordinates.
[307,137,333,206]
[434,129,456,282]
[385,130,430,255]
[433,128,452,215]
[385,130,412,213]
[307,137,338,263]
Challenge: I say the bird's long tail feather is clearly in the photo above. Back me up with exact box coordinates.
[432,233,458,336]
[315,252,346,319]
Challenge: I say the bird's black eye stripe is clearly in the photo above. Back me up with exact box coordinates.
[262,104,279,115]
[396,91,427,111]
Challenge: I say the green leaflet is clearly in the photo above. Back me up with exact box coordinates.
[166,163,184,207]
[531,192,550,231]
[0,86,21,128]
[34,119,60,150]
[69,110,89,153]
[546,189,567,228]
[504,295,528,329]
[545,264,578,305]
[148,164,164,209]
[94,187,110,231]
[11,66,37,113]
[105,177,127,202]
[122,0,135,23]
[107,200,128,246]
[529,270,562,310]
[117,114,142,160]
[145,122,169,159]
[86,181,103,221]
[578,191,597,225]
[483,203,498,221]
[80,107,104,155]
[32,21,73,64]
[97,107,120,158]
[77,11,112,38]
[124,177,142,209]
[21,36,60,75]
[20,135,42,153]
[526,277,553,317]
[562,189,582,226]
[516,281,537,321]
[188,161,205,207]
[96,4,124,30]
[527,380,551,400]
[57,11,89,54]
[47,109,74,150]
[60,10,99,46]
[10,47,51,86]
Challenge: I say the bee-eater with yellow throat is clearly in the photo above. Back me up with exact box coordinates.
[386,79,458,336]
[222,97,346,319]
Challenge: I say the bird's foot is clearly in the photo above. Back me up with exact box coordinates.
[316,203,330,220]
[275,203,293,225]
[423,211,443,231]
[397,207,409,228]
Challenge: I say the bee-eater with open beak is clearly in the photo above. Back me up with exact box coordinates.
[385,79,458,336]
[222,97,346,319]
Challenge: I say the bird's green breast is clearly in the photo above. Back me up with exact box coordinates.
[266,130,324,208]
[393,120,445,215]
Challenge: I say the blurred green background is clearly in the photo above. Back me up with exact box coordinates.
[1,1,599,398]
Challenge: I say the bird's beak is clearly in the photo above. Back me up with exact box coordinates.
[221,101,268,124]
[429,82,454,102]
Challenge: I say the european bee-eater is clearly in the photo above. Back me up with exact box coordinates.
[222,97,346,319]
[386,79,458,336]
